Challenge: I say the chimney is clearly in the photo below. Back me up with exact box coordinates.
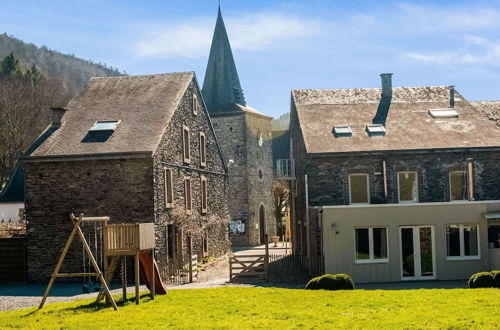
[372,73,393,126]
[380,73,393,98]
[450,85,455,108]
[51,107,66,127]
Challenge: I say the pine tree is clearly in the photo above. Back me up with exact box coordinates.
[0,52,25,78]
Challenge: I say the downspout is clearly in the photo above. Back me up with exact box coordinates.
[304,154,313,257]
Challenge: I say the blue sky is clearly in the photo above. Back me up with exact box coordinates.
[2,0,500,118]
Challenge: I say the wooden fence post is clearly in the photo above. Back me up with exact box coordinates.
[188,234,193,283]
[264,233,269,281]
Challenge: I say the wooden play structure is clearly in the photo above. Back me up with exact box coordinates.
[39,213,167,311]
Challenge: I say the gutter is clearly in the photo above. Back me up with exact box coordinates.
[24,151,152,163]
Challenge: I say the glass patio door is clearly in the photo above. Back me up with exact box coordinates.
[400,226,436,280]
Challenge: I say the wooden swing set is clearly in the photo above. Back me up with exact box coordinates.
[39,213,167,311]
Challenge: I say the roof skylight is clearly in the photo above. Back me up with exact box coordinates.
[428,108,459,119]
[89,121,120,131]
[82,121,120,143]
[333,125,352,138]
[366,124,386,136]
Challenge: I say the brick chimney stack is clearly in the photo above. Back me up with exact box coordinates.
[51,107,66,127]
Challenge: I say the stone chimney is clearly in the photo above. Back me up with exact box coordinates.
[372,73,393,126]
[51,107,66,127]
[450,85,455,108]
[380,73,393,98]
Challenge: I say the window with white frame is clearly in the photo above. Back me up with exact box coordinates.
[164,169,174,208]
[192,93,198,115]
[184,177,192,210]
[182,125,191,164]
[355,227,388,262]
[200,176,208,214]
[276,159,291,177]
[446,224,479,259]
[349,174,369,204]
[199,132,206,167]
[449,171,467,201]
[398,171,418,203]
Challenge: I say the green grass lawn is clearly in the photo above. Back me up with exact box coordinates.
[1,287,499,329]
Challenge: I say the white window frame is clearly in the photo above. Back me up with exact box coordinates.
[182,125,191,164]
[446,224,480,260]
[354,227,389,264]
[199,132,206,168]
[276,159,291,177]
[449,171,467,202]
[164,169,174,208]
[397,171,419,203]
[192,93,198,115]
[348,173,370,205]
[200,175,208,214]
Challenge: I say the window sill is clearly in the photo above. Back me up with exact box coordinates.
[398,201,418,204]
[355,259,389,264]
[446,256,480,261]
[165,204,174,209]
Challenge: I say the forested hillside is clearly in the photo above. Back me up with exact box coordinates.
[0,33,123,91]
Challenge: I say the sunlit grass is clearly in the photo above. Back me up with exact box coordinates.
[0,287,499,329]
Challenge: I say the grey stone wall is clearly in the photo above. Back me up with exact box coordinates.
[153,79,230,267]
[211,111,275,246]
[25,158,154,282]
[211,114,250,245]
[307,151,500,206]
[244,113,275,245]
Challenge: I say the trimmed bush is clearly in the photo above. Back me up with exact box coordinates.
[470,272,496,288]
[468,273,478,288]
[305,273,354,290]
[491,270,500,287]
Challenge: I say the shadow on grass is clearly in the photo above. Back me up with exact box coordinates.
[63,293,155,312]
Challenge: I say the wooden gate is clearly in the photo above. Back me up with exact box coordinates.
[229,235,269,282]
[0,237,27,282]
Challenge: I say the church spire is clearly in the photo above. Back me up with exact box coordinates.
[202,6,246,113]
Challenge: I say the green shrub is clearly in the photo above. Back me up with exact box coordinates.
[471,272,496,288]
[468,273,478,288]
[491,270,500,287]
[305,273,354,290]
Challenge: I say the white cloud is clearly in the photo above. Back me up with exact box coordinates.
[135,12,317,59]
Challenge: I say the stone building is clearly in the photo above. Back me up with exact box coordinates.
[290,73,500,283]
[202,7,275,246]
[25,72,230,282]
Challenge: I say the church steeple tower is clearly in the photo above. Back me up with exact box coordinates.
[202,6,246,113]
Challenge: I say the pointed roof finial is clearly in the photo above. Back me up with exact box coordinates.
[202,4,246,113]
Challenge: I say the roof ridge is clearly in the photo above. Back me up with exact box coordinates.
[90,72,194,80]
[292,85,452,93]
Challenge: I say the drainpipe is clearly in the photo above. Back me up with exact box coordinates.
[304,154,313,258]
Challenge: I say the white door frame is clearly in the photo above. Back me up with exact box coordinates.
[399,225,437,281]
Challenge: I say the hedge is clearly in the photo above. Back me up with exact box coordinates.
[468,271,500,288]
[305,273,354,290]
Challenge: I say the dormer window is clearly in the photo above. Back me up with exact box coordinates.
[82,120,120,143]
[333,125,352,138]
[428,108,459,118]
[366,124,386,136]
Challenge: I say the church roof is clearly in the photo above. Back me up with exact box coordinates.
[470,101,500,127]
[202,7,246,113]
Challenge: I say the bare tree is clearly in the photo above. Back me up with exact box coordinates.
[0,64,70,186]
[273,178,290,237]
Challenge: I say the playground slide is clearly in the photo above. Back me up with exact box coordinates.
[139,253,168,295]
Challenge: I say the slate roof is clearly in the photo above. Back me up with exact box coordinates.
[202,7,246,113]
[470,101,500,127]
[292,86,500,154]
[29,72,193,159]
[0,125,59,202]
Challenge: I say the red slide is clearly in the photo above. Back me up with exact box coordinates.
[139,253,168,295]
